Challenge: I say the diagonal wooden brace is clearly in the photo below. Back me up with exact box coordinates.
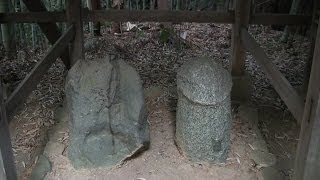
[22,0,71,69]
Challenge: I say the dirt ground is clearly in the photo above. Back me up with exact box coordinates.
[43,87,260,180]
[257,107,299,180]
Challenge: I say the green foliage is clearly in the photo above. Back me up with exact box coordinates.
[159,27,173,44]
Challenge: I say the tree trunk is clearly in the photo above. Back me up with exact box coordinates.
[31,24,35,49]
[0,0,15,55]
[87,0,94,34]
[280,0,301,42]
[111,0,123,34]
[91,0,101,36]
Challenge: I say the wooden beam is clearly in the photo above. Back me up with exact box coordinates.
[5,26,75,119]
[21,0,71,69]
[67,0,84,65]
[294,16,320,180]
[240,28,304,122]
[0,82,17,180]
[231,0,251,76]
[0,12,66,23]
[250,14,311,25]
[302,1,320,93]
[0,11,313,25]
[84,10,235,23]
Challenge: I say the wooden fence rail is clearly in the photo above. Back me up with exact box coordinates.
[240,28,304,122]
[5,25,75,119]
[22,0,71,69]
[0,10,311,25]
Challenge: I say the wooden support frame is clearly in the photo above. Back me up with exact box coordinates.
[0,82,17,180]
[231,0,251,76]
[85,10,234,23]
[0,12,66,23]
[250,14,311,25]
[302,1,320,93]
[294,16,320,180]
[5,26,75,119]
[22,0,71,69]
[0,10,310,25]
[240,28,304,122]
[67,0,84,65]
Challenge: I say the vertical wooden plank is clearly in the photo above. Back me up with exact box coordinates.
[230,0,252,102]
[302,0,319,93]
[294,16,320,180]
[0,82,17,180]
[66,0,84,65]
[231,0,251,76]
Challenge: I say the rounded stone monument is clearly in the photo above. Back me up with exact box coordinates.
[176,57,232,163]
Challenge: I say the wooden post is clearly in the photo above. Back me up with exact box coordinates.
[302,1,319,94]
[294,16,320,180]
[0,81,17,180]
[231,0,251,76]
[66,0,84,65]
[230,0,251,102]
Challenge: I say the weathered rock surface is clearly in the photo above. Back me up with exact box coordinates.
[65,57,149,168]
[176,58,232,163]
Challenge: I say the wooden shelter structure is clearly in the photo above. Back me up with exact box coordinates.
[0,0,319,179]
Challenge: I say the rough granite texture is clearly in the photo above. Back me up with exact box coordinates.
[176,58,232,163]
[65,57,149,168]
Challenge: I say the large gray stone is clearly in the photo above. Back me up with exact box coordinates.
[176,58,232,163]
[65,57,149,168]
